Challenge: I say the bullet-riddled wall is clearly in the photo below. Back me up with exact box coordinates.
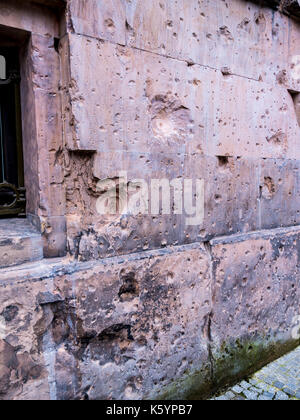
[0,0,299,400]
[62,0,300,259]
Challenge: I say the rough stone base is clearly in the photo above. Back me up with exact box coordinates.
[0,225,299,400]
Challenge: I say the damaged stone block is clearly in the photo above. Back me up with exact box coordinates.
[0,219,43,268]
[125,0,300,91]
[0,244,212,400]
[209,226,300,389]
[66,153,261,260]
[68,0,126,45]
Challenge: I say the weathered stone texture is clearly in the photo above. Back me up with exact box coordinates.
[0,0,300,401]
[68,0,126,44]
[210,226,300,388]
[65,0,300,90]
[0,220,43,268]
[0,244,212,400]
[61,31,300,260]
[0,226,298,400]
[0,0,60,36]
[64,34,300,158]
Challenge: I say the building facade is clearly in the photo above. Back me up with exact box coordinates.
[0,0,299,400]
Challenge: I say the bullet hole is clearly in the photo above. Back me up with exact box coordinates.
[187,61,195,67]
[276,69,287,85]
[242,277,248,286]
[238,17,251,31]
[254,11,266,32]
[266,130,287,148]
[104,18,115,33]
[118,270,139,301]
[215,194,222,203]
[217,156,229,167]
[192,79,201,86]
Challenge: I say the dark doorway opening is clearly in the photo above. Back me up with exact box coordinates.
[0,48,25,217]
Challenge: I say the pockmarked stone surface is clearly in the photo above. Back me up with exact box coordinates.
[0,0,299,401]
[60,0,300,261]
[212,347,300,400]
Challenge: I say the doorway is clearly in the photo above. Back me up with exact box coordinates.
[0,48,25,217]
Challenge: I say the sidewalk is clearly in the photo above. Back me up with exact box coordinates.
[212,346,300,400]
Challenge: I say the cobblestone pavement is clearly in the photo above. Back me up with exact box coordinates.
[212,347,300,400]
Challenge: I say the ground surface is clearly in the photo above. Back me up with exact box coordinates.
[212,346,300,400]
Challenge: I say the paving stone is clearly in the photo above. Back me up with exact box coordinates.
[264,376,277,386]
[266,386,279,394]
[249,378,259,386]
[273,381,285,390]
[211,347,300,401]
[225,391,236,399]
[215,395,230,401]
[256,382,270,392]
[248,385,257,392]
[275,391,290,400]
[263,391,275,399]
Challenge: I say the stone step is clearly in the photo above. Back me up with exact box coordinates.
[0,218,43,268]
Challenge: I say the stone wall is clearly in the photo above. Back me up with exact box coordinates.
[0,0,299,400]
[0,226,299,399]
[61,0,300,259]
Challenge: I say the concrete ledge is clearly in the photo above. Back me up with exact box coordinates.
[0,219,43,269]
[0,225,299,399]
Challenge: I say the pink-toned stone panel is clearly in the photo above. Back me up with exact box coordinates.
[0,0,59,36]
[68,0,126,45]
[210,226,300,386]
[125,0,300,91]
[64,34,300,159]
[0,244,212,400]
